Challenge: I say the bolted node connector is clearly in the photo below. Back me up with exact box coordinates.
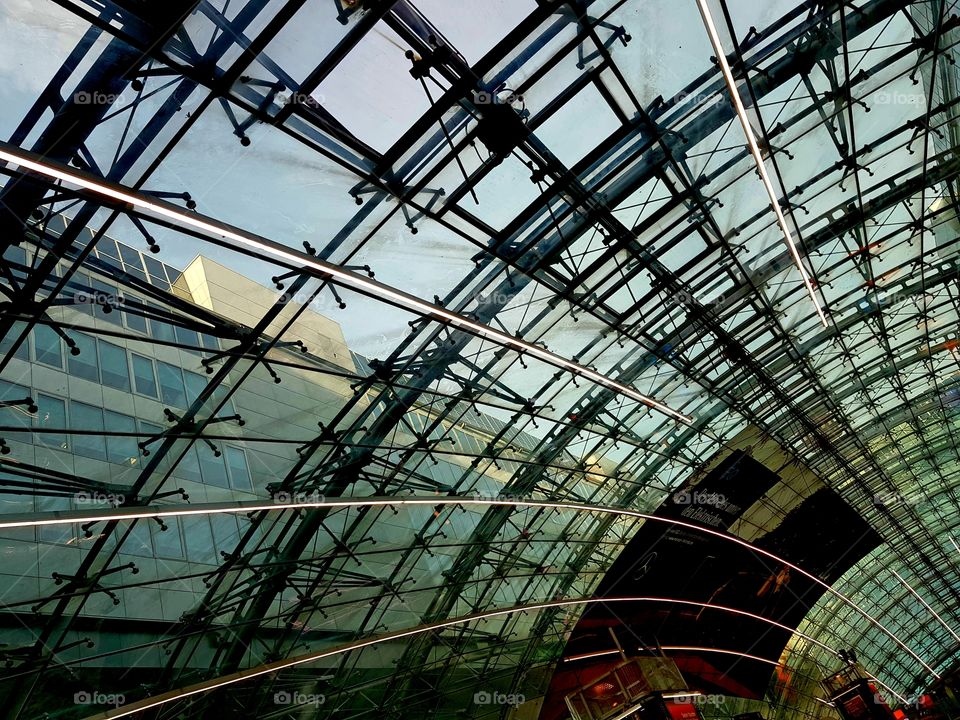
[240,135,251,147]
[185,193,196,210]
[130,79,144,91]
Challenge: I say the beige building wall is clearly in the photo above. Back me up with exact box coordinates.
[172,255,356,373]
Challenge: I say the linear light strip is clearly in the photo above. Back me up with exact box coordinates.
[870,677,908,705]
[16,495,936,678]
[77,597,829,720]
[694,0,829,327]
[0,144,691,424]
[657,646,781,667]
[889,568,960,644]
[554,597,835,657]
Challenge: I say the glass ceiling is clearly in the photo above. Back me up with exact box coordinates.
[1,0,960,718]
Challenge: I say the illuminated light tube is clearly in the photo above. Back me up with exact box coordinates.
[0,143,691,425]
[564,649,621,662]
[656,647,781,667]
[662,691,704,699]
[29,496,938,681]
[559,595,835,664]
[76,597,830,720]
[889,568,960,644]
[694,0,829,328]
[870,677,907,705]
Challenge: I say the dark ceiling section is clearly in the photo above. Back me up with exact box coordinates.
[554,451,882,698]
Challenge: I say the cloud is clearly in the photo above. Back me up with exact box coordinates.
[0,1,87,96]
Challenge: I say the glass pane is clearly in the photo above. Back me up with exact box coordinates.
[175,325,200,352]
[173,444,202,484]
[211,384,234,415]
[183,371,207,407]
[104,410,138,466]
[123,295,148,333]
[211,514,240,557]
[118,243,144,272]
[91,279,122,326]
[138,421,166,471]
[143,255,167,283]
[119,521,153,557]
[200,333,219,351]
[198,444,228,488]
[225,447,252,492]
[98,340,130,391]
[149,306,176,343]
[71,401,105,460]
[157,362,186,407]
[96,238,120,266]
[0,380,31,429]
[35,394,66,448]
[152,518,184,560]
[37,495,71,543]
[132,354,158,397]
[33,325,62,368]
[0,320,29,361]
[66,331,98,382]
[182,515,217,564]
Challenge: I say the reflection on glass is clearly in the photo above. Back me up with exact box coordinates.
[105,411,138,466]
[35,394,66,448]
[33,325,62,368]
[98,340,131,391]
[132,354,158,397]
[67,331,98,381]
[71,401,106,460]
[157,361,186,407]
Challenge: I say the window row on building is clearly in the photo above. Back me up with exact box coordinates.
[2,322,233,414]
[15,481,249,563]
[0,376,252,492]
